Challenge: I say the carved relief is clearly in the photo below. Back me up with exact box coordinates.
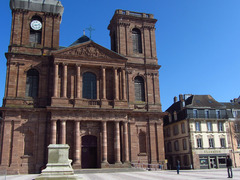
[60,44,110,59]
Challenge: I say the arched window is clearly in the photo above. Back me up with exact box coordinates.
[139,130,147,153]
[30,16,42,44]
[26,69,39,98]
[82,72,97,99]
[134,76,145,102]
[132,28,142,53]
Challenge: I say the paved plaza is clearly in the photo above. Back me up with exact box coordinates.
[0,168,239,180]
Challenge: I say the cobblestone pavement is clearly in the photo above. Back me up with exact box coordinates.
[0,168,239,180]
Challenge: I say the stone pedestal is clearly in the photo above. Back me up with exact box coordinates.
[35,144,80,180]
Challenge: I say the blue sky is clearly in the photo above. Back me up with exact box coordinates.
[0,0,240,111]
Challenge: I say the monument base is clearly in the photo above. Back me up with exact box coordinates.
[35,175,79,180]
[35,144,81,180]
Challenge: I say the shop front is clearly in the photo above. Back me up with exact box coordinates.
[199,154,227,169]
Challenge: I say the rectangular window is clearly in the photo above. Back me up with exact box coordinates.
[193,109,198,118]
[216,110,220,119]
[218,122,224,132]
[197,138,202,148]
[167,142,172,152]
[205,110,209,118]
[167,127,171,137]
[218,156,226,165]
[233,111,237,118]
[237,139,240,148]
[207,121,212,131]
[195,121,201,131]
[220,138,225,148]
[173,125,179,135]
[235,123,239,133]
[182,139,187,150]
[174,140,179,151]
[181,123,185,134]
[209,138,214,148]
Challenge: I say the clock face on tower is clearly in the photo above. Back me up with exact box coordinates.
[30,20,42,31]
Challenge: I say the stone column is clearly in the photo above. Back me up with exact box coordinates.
[114,68,119,100]
[102,67,106,100]
[123,121,129,162]
[76,65,81,99]
[122,68,127,101]
[102,121,108,163]
[63,63,68,98]
[51,120,57,144]
[60,120,66,144]
[114,121,121,163]
[53,63,59,97]
[74,121,81,165]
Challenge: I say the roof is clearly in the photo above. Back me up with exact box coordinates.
[10,0,64,16]
[186,95,223,109]
[221,102,240,110]
[69,35,91,47]
[166,95,225,113]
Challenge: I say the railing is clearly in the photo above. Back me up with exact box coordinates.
[115,10,153,19]
[88,100,100,106]
[131,163,164,171]
[187,113,228,119]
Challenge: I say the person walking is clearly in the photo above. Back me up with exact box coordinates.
[176,160,180,174]
[226,156,233,178]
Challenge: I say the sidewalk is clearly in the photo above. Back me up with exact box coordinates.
[0,168,239,180]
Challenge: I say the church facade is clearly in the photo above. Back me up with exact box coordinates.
[0,0,166,174]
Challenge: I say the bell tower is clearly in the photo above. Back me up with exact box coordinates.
[108,9,158,65]
[108,10,162,111]
[9,0,64,55]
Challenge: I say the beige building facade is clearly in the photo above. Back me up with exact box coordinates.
[164,95,231,169]
[0,0,165,174]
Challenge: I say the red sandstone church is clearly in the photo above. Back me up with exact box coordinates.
[0,0,166,174]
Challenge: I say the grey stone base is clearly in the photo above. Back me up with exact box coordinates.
[35,174,80,180]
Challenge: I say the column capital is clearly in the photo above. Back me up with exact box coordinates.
[62,62,68,66]
[101,66,107,69]
[113,66,119,70]
[76,64,81,67]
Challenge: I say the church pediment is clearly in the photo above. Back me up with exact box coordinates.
[52,41,127,61]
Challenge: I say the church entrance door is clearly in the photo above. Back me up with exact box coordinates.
[81,135,98,168]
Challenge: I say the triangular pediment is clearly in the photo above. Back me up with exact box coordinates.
[52,41,127,61]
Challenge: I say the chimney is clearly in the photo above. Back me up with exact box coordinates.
[179,94,183,101]
[174,96,178,103]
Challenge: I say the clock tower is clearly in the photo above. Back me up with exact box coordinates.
[9,0,64,55]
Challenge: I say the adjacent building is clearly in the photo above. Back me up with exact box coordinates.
[0,0,166,174]
[222,98,240,167]
[164,94,231,169]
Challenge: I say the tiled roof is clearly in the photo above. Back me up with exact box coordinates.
[186,95,223,109]
[221,102,240,109]
[166,95,225,113]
